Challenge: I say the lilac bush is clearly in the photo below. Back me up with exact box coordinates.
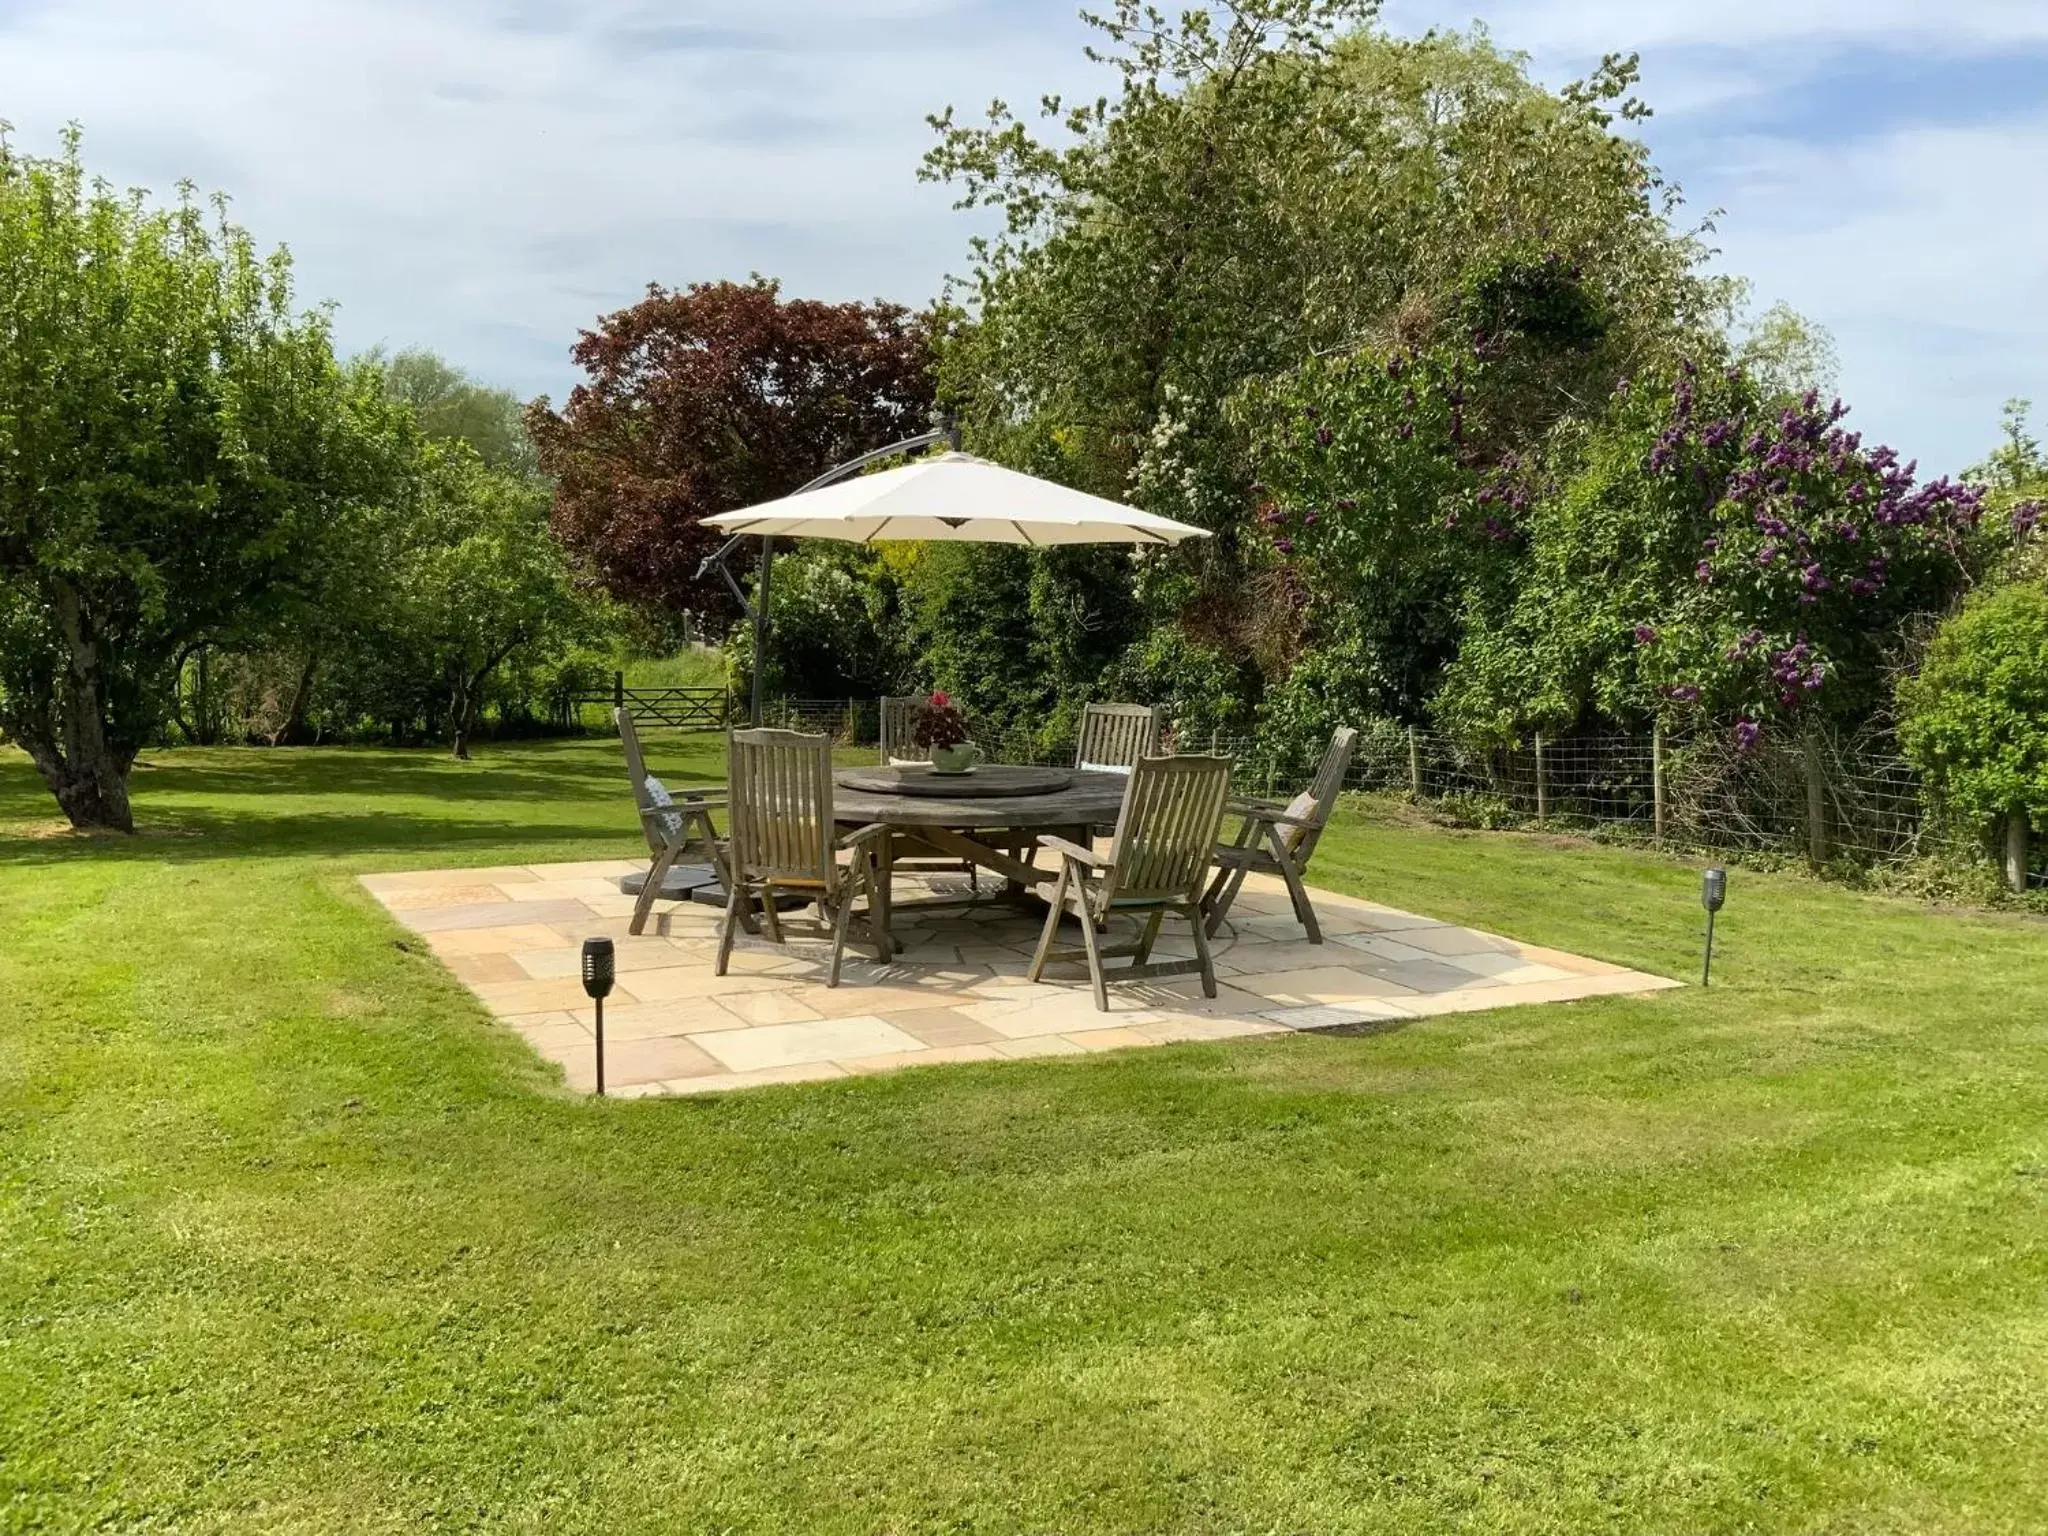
[1441,362,1996,744]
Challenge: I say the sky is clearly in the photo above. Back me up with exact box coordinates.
[0,0,2042,475]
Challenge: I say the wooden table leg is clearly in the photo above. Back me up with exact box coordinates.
[876,830,897,953]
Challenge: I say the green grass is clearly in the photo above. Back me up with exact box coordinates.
[618,648,727,691]
[3,736,2046,1532]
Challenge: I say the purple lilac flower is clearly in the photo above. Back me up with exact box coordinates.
[1633,624,1660,646]
[2013,500,2043,538]
[1758,545,1780,566]
[1314,426,1334,448]
[1273,537,1295,554]
[1666,683,1701,704]
[1696,561,1714,583]
[1735,719,1762,754]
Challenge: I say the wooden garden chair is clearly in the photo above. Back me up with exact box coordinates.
[874,694,982,893]
[1201,726,1357,944]
[720,728,893,986]
[1027,753,1232,1011]
[879,695,928,766]
[1073,702,1160,773]
[617,707,733,938]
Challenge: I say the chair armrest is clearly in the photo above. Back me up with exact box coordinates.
[1038,834,1107,869]
[1226,795,1287,817]
[836,822,894,853]
[1226,796,1318,829]
[638,801,725,826]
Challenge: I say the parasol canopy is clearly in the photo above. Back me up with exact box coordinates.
[702,452,1208,547]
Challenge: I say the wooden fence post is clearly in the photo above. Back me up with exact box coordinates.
[613,671,625,712]
[1652,721,1666,846]
[2005,808,2031,895]
[1534,732,1548,825]
[1407,726,1422,801]
[1802,730,1829,867]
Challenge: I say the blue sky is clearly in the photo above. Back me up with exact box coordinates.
[0,0,2041,474]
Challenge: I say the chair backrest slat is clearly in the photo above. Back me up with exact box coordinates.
[728,728,835,883]
[1287,726,1359,860]
[616,708,665,856]
[1074,702,1160,773]
[879,696,926,765]
[1101,753,1231,905]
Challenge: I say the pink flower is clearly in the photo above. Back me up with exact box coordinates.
[929,691,951,709]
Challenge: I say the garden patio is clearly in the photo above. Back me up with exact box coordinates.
[366,859,1675,1095]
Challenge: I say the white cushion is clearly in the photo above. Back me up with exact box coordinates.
[1079,761,1133,775]
[643,776,683,841]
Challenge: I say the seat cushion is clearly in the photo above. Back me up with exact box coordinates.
[643,776,684,842]
[1280,790,1318,851]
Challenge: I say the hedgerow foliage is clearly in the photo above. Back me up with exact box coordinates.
[1898,582,2048,832]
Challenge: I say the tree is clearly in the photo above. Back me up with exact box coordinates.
[923,4,1728,720]
[380,443,591,760]
[1738,301,1840,402]
[379,347,537,473]
[526,278,935,625]
[0,129,410,830]
[1899,582,2048,893]
[1971,398,2045,493]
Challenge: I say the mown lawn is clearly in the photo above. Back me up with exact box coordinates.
[3,736,2045,1533]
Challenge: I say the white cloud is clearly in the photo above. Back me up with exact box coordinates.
[0,0,1096,395]
[1386,0,2048,61]
[1707,113,2048,471]
[0,0,2038,469]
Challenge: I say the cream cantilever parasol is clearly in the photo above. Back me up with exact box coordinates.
[699,435,1209,724]
[702,451,1209,546]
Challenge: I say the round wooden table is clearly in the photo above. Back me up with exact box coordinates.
[833,767,1130,945]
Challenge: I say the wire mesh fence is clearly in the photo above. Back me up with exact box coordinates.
[627,698,2032,887]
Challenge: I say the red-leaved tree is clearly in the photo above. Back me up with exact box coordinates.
[527,278,936,621]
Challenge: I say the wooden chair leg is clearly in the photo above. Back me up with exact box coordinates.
[684,807,755,937]
[1185,899,1219,998]
[760,883,785,946]
[826,882,856,988]
[1267,828,1321,943]
[1134,910,1164,965]
[632,840,679,936]
[1076,886,1110,1011]
[859,850,892,963]
[715,878,744,976]
[1204,866,1248,938]
[1027,862,1071,982]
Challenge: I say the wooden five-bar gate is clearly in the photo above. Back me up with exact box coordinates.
[570,674,733,730]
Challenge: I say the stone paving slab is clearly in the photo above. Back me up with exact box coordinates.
[363,858,1680,1096]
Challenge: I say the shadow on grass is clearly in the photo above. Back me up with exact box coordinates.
[0,735,727,868]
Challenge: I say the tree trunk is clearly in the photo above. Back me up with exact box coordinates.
[2003,808,2031,896]
[23,584,138,832]
[269,654,319,746]
[449,675,474,760]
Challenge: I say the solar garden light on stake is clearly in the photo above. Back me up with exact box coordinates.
[1700,866,1727,987]
[581,938,615,1095]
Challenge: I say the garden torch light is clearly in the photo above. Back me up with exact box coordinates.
[1700,866,1727,988]
[581,938,616,1095]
